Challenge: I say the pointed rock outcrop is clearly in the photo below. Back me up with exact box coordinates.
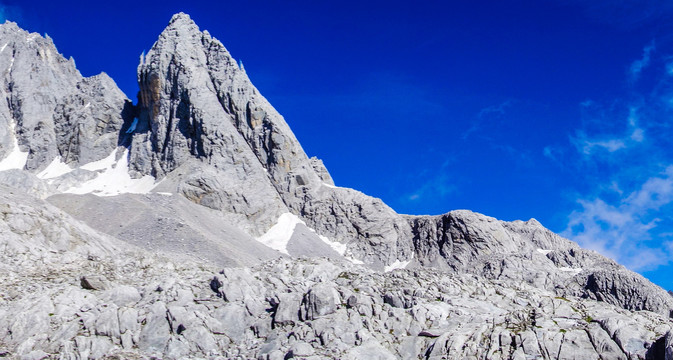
[0,21,131,172]
[128,13,414,267]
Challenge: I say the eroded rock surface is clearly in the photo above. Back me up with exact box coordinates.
[408,211,673,317]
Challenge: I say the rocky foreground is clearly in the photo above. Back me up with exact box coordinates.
[0,188,671,359]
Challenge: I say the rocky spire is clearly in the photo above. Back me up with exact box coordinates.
[128,13,415,268]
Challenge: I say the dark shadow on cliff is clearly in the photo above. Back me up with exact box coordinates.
[646,334,666,360]
[117,99,150,149]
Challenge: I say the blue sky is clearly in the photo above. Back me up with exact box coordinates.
[6,0,673,289]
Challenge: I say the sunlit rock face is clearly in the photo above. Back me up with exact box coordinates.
[0,14,672,359]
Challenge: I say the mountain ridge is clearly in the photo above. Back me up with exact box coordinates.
[0,13,672,359]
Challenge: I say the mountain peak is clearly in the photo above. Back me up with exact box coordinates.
[169,12,193,24]
[159,12,201,41]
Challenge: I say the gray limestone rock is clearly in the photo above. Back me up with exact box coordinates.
[300,283,339,321]
[272,293,301,327]
[138,301,170,353]
[53,73,132,165]
[407,210,673,316]
[80,275,108,291]
[0,21,128,172]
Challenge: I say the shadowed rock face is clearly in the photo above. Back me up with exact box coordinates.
[0,13,672,359]
[407,211,673,317]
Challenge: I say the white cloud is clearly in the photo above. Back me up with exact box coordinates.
[564,166,673,271]
[577,136,626,154]
[629,43,655,82]
[630,128,644,142]
[570,107,645,157]
[557,43,673,275]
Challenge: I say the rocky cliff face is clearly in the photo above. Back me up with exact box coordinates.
[408,212,673,317]
[127,13,413,267]
[0,22,130,172]
[0,13,672,359]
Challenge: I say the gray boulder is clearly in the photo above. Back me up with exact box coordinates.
[300,283,339,321]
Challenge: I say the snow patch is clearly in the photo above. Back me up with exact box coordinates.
[558,267,582,275]
[0,129,28,171]
[0,44,7,53]
[256,212,363,264]
[64,149,159,196]
[308,224,364,264]
[384,258,412,272]
[316,233,347,255]
[537,249,552,256]
[156,192,173,196]
[80,149,117,171]
[322,182,350,190]
[37,157,73,179]
[8,57,14,72]
[256,213,304,255]
[84,102,91,109]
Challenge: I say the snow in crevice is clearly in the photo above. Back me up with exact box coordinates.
[537,249,552,256]
[63,148,159,196]
[0,44,7,53]
[314,232,364,264]
[384,257,412,272]
[0,124,28,171]
[37,156,73,179]
[321,182,352,190]
[558,267,582,275]
[314,233,347,255]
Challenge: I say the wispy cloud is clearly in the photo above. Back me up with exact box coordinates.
[629,43,655,82]
[570,107,645,157]
[558,41,673,274]
[564,166,673,270]
[463,100,513,140]
[403,160,456,206]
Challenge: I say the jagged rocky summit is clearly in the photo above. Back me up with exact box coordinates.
[0,12,672,360]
